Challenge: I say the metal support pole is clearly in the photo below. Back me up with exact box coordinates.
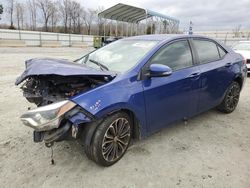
[39,32,42,47]
[18,30,21,40]
[69,34,71,47]
[126,23,129,37]
[103,20,106,38]
[104,19,106,38]
[136,23,138,35]
[130,23,133,36]
[110,20,112,36]
[121,21,124,36]
[159,18,162,34]
[145,11,148,34]
[151,18,153,34]
[116,21,118,37]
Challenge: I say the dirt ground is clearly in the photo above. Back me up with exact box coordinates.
[0,47,249,188]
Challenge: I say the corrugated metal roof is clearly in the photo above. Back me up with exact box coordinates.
[98,3,179,23]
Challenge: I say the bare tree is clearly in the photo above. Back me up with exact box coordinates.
[1,0,115,35]
[0,4,3,20]
[77,7,84,34]
[59,0,71,33]
[83,9,95,35]
[96,6,105,36]
[8,0,15,28]
[69,1,81,33]
[15,3,25,30]
[27,0,37,30]
[49,2,58,32]
[162,20,168,34]
[37,0,54,32]
[233,25,242,38]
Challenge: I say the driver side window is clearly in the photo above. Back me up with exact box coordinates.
[150,40,193,71]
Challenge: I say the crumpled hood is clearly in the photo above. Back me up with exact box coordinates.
[15,58,114,85]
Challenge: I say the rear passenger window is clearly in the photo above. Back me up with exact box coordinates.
[150,40,193,71]
[217,45,227,58]
[193,40,220,64]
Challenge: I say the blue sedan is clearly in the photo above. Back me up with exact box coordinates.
[17,35,247,166]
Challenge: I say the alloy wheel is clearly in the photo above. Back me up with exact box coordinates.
[226,84,240,111]
[102,118,131,162]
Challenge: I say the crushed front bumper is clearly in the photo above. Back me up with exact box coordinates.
[20,100,93,143]
[33,122,71,143]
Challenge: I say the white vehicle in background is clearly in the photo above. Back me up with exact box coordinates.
[233,41,250,73]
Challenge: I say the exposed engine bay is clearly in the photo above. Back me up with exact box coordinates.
[15,58,115,106]
[20,75,110,106]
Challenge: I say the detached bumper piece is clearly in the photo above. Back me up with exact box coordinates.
[33,122,71,143]
[33,131,44,142]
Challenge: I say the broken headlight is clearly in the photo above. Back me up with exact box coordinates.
[20,100,76,131]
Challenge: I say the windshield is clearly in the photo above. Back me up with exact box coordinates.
[77,40,158,73]
[233,42,250,51]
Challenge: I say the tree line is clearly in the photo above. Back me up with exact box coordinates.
[0,0,181,36]
[0,0,106,35]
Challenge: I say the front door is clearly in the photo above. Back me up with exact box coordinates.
[141,39,200,133]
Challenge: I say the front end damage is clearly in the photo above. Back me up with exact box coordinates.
[20,100,93,145]
[16,58,114,146]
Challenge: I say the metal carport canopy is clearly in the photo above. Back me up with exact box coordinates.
[98,3,180,23]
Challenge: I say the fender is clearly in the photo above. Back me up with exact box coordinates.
[70,75,148,137]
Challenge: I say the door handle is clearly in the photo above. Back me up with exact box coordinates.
[225,62,232,67]
[188,72,201,78]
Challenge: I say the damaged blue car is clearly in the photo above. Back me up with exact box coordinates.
[16,35,247,166]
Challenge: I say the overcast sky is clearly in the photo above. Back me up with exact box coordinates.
[1,0,250,31]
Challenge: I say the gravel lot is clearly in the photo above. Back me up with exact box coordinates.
[0,47,249,188]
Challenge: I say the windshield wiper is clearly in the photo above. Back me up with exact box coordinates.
[89,59,109,71]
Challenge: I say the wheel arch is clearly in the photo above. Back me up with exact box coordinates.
[106,108,141,140]
[233,75,243,90]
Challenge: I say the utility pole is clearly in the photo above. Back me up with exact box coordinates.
[188,21,193,35]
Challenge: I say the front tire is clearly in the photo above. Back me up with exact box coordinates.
[85,112,132,166]
[217,81,240,113]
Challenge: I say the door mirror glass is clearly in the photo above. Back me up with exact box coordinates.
[148,64,172,77]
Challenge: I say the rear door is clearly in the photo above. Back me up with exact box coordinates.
[190,38,233,113]
[141,39,200,133]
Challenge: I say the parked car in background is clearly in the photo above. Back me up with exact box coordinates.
[103,36,122,46]
[233,41,250,73]
[16,35,247,166]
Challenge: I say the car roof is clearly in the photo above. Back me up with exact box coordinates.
[122,34,211,42]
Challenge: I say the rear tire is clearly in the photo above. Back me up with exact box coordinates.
[84,112,132,166]
[217,81,240,113]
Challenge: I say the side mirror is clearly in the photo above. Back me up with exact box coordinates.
[148,64,172,77]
